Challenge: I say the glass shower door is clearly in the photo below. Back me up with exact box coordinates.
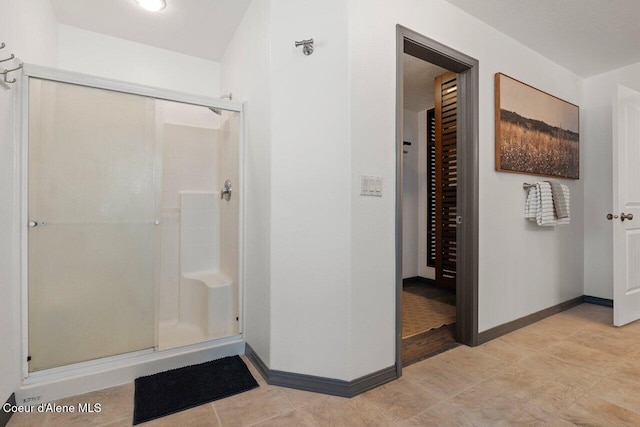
[27,78,158,372]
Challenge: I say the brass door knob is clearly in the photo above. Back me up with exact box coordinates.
[607,213,619,220]
[621,213,634,222]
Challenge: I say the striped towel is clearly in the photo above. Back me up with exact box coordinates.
[524,182,570,226]
[547,180,569,219]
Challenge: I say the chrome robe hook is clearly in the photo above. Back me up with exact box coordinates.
[295,39,314,56]
[2,63,23,84]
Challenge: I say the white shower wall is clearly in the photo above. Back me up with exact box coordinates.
[159,122,219,326]
[157,104,240,335]
[162,125,220,209]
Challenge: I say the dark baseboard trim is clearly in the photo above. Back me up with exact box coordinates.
[402,276,438,286]
[403,276,429,286]
[477,296,584,344]
[584,295,613,308]
[1,393,16,427]
[245,344,397,398]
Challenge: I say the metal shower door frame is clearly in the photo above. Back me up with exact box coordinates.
[17,64,246,380]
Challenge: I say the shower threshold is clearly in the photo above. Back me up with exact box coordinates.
[17,334,244,406]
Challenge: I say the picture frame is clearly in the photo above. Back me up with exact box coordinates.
[495,73,579,179]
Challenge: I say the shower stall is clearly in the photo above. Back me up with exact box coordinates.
[18,65,243,402]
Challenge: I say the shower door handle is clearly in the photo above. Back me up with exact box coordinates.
[221,179,232,201]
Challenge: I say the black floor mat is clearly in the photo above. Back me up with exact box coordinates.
[133,355,259,424]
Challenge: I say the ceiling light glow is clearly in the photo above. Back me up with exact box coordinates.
[135,0,167,12]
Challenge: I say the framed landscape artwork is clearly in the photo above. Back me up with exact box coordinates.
[495,73,579,179]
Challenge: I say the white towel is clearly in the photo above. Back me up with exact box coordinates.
[524,182,570,226]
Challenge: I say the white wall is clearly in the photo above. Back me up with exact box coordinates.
[222,0,353,380]
[0,1,58,67]
[220,0,273,366]
[416,109,435,279]
[0,0,58,401]
[223,0,585,382]
[582,61,640,299]
[402,109,419,278]
[348,0,584,379]
[57,25,220,97]
[223,0,352,380]
[404,107,435,281]
[268,0,351,380]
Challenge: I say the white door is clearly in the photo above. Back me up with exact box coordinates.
[613,85,640,326]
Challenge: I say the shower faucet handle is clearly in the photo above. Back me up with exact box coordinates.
[221,179,232,201]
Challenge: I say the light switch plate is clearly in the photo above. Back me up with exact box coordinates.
[361,175,382,197]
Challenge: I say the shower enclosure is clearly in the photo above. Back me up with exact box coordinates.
[21,66,243,388]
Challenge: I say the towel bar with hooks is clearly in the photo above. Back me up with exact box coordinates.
[0,41,22,89]
[523,181,563,190]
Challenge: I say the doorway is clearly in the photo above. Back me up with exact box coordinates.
[395,26,479,372]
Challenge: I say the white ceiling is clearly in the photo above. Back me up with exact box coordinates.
[50,1,639,76]
[444,0,640,77]
[50,0,252,61]
[403,54,448,112]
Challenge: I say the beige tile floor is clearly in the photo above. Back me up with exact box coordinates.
[8,303,640,426]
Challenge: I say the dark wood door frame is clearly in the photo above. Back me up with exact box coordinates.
[395,25,479,377]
